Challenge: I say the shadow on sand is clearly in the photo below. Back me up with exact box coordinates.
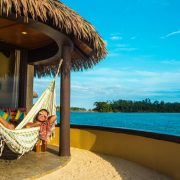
[0,145,70,180]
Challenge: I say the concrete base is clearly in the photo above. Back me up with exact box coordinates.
[0,145,70,180]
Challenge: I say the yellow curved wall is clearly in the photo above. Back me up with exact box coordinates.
[49,127,180,179]
[0,52,11,77]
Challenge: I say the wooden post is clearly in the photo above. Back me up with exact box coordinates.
[26,64,34,112]
[59,45,71,156]
[18,49,28,108]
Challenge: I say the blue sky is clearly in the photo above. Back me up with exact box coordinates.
[34,0,180,109]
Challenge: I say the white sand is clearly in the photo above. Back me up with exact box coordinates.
[37,148,171,180]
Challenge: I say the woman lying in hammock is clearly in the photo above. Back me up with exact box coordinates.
[0,109,56,141]
[0,109,56,130]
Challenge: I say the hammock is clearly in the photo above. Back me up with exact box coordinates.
[0,60,63,157]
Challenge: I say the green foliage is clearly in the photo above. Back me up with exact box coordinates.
[93,99,180,112]
[56,106,60,112]
[93,102,113,112]
[71,107,87,112]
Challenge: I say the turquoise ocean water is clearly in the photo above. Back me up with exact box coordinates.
[56,112,180,136]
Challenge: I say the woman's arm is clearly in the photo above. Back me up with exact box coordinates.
[48,115,57,125]
[25,122,41,128]
[24,115,57,128]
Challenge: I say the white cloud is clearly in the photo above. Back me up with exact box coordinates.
[161,59,180,65]
[135,70,157,77]
[108,52,120,57]
[107,44,139,58]
[161,30,180,39]
[33,68,180,108]
[110,36,123,40]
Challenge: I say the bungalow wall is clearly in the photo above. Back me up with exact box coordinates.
[0,44,33,111]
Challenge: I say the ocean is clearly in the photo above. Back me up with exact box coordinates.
[56,112,180,136]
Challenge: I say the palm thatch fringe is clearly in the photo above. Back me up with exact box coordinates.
[34,56,101,77]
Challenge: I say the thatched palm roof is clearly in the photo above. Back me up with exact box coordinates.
[0,0,107,76]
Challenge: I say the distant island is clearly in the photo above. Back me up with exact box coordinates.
[93,98,180,112]
[56,106,93,112]
[71,107,87,112]
[56,98,180,113]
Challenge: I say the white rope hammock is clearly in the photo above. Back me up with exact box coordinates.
[0,59,63,157]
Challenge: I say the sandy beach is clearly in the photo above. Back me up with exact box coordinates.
[37,148,171,180]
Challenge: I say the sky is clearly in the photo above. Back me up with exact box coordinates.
[34,0,180,109]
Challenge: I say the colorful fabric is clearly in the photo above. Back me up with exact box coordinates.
[0,111,10,122]
[15,110,21,120]
[39,119,55,141]
[0,111,4,116]
[15,110,26,121]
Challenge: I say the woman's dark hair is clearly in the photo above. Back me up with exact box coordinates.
[39,109,49,116]
[35,109,49,121]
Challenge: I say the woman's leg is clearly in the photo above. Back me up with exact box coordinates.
[0,116,15,129]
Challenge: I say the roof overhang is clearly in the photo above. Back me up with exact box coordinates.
[0,0,107,75]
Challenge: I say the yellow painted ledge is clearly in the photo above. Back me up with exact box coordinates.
[49,127,180,179]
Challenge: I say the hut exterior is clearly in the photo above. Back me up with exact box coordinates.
[0,0,107,156]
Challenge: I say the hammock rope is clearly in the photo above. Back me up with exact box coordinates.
[0,59,63,157]
[55,59,63,80]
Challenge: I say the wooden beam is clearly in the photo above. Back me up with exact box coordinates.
[0,22,18,30]
[28,42,59,64]
[59,45,72,156]
[74,44,89,60]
